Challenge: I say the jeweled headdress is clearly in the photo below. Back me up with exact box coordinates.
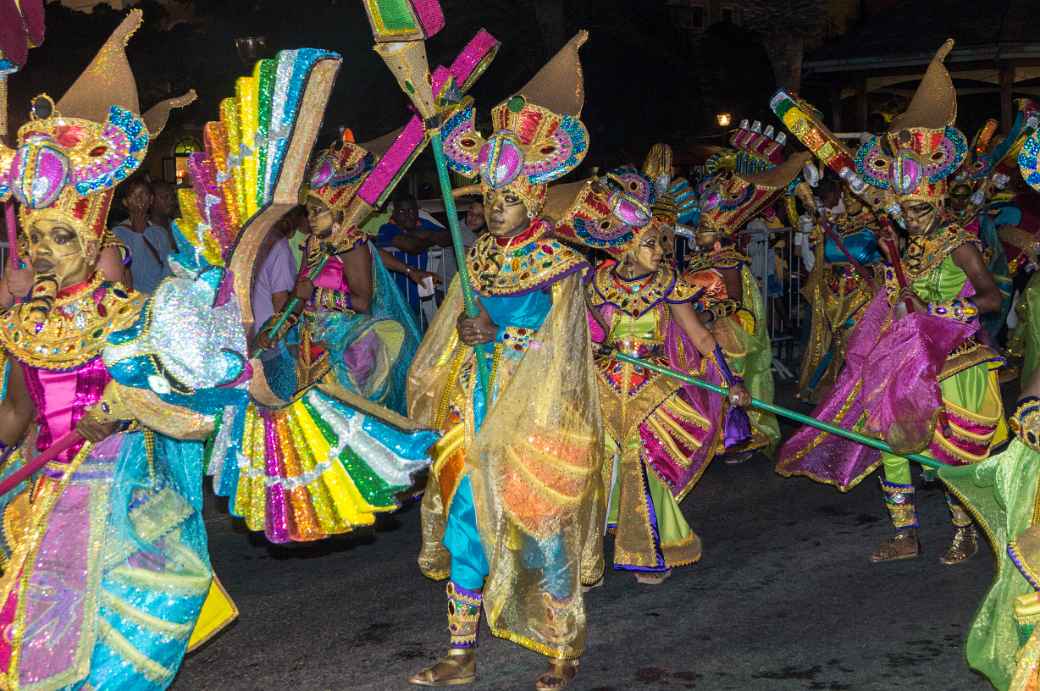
[552,165,660,258]
[441,31,590,215]
[642,142,698,231]
[697,152,811,237]
[0,11,193,245]
[854,40,966,205]
[306,135,376,213]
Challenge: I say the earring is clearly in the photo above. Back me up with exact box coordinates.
[527,209,535,220]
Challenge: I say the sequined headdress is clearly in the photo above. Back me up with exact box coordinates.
[0,11,194,245]
[642,143,698,231]
[0,10,193,324]
[441,31,590,215]
[552,165,661,259]
[855,40,966,205]
[306,134,377,214]
[697,152,811,237]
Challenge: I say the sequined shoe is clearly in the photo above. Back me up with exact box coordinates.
[940,525,978,565]
[534,658,579,690]
[635,569,672,585]
[408,650,476,687]
[869,529,920,563]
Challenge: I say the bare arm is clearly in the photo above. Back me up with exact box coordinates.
[341,244,373,314]
[952,243,1001,314]
[669,300,718,356]
[378,249,441,285]
[98,246,128,287]
[0,362,35,447]
[720,266,742,303]
[270,290,290,314]
[392,233,436,254]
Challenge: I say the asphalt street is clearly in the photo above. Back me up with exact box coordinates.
[175,415,999,691]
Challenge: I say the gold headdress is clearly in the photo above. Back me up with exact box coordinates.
[0,10,194,321]
[440,31,589,215]
[855,40,966,205]
[1,11,194,242]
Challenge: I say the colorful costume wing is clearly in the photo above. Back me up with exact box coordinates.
[170,48,342,334]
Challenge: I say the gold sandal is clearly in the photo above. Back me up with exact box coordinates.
[408,650,476,687]
[534,658,578,690]
[869,530,920,563]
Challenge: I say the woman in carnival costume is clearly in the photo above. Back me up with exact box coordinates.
[0,12,240,688]
[795,175,884,403]
[173,50,437,547]
[938,366,1040,690]
[552,165,751,586]
[683,144,789,458]
[408,32,603,690]
[777,40,1007,565]
[257,134,424,416]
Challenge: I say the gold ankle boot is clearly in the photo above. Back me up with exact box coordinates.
[534,658,579,690]
[870,529,920,563]
[409,583,480,687]
[941,525,978,565]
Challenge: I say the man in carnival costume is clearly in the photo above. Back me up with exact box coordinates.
[777,40,1007,565]
[0,12,241,688]
[683,129,784,459]
[407,32,603,690]
[550,163,752,585]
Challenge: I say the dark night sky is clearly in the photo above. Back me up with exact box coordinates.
[7,0,782,180]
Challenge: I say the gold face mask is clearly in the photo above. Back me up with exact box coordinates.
[27,217,95,289]
[305,197,334,238]
[483,188,530,237]
[625,225,665,275]
[901,200,941,236]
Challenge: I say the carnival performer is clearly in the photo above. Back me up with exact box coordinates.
[937,366,1040,691]
[777,40,1007,565]
[683,144,787,458]
[174,49,438,547]
[552,165,751,585]
[0,12,238,688]
[258,135,424,416]
[408,32,603,690]
[795,176,883,402]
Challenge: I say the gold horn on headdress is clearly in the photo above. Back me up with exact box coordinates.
[516,30,588,116]
[889,38,956,132]
[55,10,143,121]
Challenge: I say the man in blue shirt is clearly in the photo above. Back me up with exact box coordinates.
[375,193,451,252]
[111,178,172,295]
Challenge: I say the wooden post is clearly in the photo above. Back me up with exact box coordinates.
[854,76,868,131]
[1000,64,1015,134]
[829,84,844,132]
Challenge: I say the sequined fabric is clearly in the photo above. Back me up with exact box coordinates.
[408,274,603,660]
[939,440,1040,689]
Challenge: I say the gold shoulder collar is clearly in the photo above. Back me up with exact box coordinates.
[590,262,701,317]
[466,220,589,297]
[0,277,145,370]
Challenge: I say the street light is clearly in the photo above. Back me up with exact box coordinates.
[716,112,732,128]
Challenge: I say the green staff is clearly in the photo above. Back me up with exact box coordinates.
[613,352,942,470]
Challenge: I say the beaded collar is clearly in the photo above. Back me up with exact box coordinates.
[0,274,145,370]
[589,260,702,318]
[466,218,589,297]
[902,222,979,282]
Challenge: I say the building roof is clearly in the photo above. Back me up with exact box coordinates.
[805,0,1040,73]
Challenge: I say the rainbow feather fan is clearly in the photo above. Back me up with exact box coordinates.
[171,48,341,327]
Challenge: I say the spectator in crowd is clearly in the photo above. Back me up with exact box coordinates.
[111,178,173,294]
[251,206,305,343]
[375,193,451,253]
[150,180,180,250]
